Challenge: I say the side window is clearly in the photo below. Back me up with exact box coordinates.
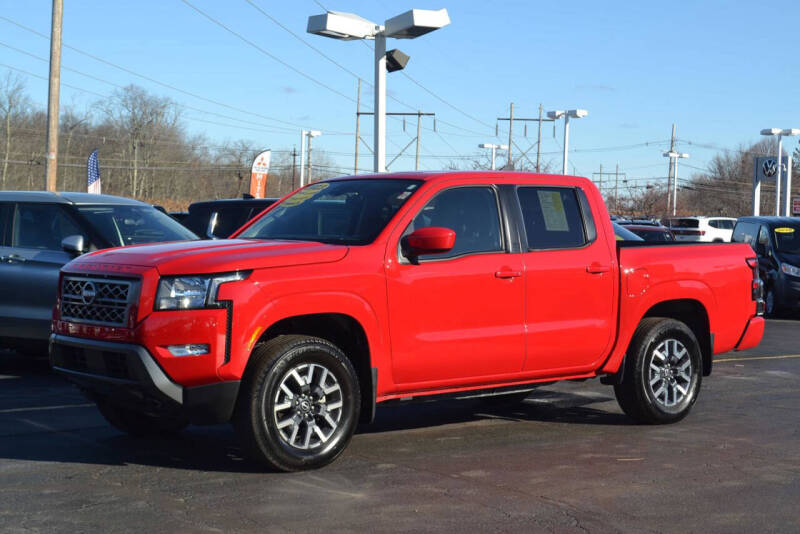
[0,203,11,246]
[517,187,588,250]
[12,203,82,251]
[723,220,735,230]
[732,222,756,248]
[708,220,719,229]
[406,186,502,260]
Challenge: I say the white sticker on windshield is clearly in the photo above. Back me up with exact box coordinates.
[537,190,569,232]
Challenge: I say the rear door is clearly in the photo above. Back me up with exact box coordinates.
[1,203,86,342]
[516,186,616,373]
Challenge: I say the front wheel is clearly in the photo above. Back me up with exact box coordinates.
[234,335,361,472]
[614,318,702,424]
[765,286,778,317]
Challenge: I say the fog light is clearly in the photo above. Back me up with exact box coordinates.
[167,344,210,357]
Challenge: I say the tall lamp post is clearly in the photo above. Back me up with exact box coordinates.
[547,109,588,175]
[299,129,321,187]
[663,151,689,216]
[760,128,799,216]
[308,9,450,173]
[478,143,508,170]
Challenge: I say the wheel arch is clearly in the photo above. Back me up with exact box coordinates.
[642,300,712,376]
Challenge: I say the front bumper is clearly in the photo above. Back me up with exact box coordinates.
[49,334,239,424]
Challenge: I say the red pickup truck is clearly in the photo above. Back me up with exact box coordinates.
[50,172,764,471]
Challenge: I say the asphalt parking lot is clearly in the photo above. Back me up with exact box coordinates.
[1,319,798,533]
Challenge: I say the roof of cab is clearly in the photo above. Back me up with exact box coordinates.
[325,170,592,185]
[0,191,147,206]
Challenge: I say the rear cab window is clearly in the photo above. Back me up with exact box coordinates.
[516,187,593,249]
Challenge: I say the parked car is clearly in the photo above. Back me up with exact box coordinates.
[622,224,675,242]
[179,197,278,239]
[0,192,198,354]
[612,222,644,241]
[50,172,763,471]
[732,216,800,316]
[664,216,736,242]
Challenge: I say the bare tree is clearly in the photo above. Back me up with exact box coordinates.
[0,73,30,188]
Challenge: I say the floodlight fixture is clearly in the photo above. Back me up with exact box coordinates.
[547,110,565,120]
[385,9,450,38]
[760,128,782,136]
[308,8,450,173]
[306,12,379,40]
[568,109,588,118]
[385,49,410,72]
[478,143,509,170]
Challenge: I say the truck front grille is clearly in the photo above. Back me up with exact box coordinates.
[61,276,137,327]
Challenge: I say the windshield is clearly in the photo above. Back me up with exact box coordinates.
[773,225,800,254]
[78,205,198,247]
[239,179,422,245]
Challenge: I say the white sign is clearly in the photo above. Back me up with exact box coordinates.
[793,196,800,216]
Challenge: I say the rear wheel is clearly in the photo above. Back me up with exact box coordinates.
[765,286,779,317]
[95,398,188,436]
[234,335,360,472]
[614,318,701,424]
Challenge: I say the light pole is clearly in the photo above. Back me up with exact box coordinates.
[547,109,588,174]
[760,128,799,216]
[308,9,450,173]
[299,129,321,187]
[478,143,508,170]
[663,151,689,216]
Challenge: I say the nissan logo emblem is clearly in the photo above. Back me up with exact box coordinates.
[81,282,97,305]
[762,159,778,178]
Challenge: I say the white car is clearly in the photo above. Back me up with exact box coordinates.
[665,216,737,242]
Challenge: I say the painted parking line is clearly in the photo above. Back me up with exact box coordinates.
[717,354,800,363]
[0,403,94,414]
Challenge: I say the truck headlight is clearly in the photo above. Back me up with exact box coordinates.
[781,263,800,278]
[156,272,250,310]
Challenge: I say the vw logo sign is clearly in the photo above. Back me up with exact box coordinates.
[81,282,97,305]
[762,159,778,177]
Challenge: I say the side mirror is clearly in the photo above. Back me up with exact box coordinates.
[61,235,87,256]
[404,227,456,256]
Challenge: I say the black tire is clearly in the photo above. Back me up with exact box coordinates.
[765,286,779,317]
[614,317,702,424]
[95,398,188,436]
[233,335,361,472]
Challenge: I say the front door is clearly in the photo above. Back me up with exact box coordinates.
[0,203,86,343]
[386,185,525,387]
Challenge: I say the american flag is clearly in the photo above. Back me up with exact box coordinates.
[87,149,101,194]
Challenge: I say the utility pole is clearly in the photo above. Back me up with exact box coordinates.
[299,130,306,187]
[507,102,514,168]
[44,0,63,191]
[536,104,543,172]
[307,134,314,183]
[354,79,361,175]
[291,146,297,190]
[666,124,676,214]
[593,166,627,212]
[356,111,434,171]
[415,110,422,171]
[497,104,554,170]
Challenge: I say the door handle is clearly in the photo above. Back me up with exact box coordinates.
[586,263,610,274]
[495,270,521,279]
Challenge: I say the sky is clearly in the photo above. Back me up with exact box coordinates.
[2,0,800,193]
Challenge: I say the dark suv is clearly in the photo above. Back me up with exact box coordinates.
[0,192,198,354]
[732,216,800,316]
[179,198,278,239]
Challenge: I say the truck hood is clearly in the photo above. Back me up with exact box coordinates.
[75,239,349,275]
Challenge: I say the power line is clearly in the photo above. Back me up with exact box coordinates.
[0,15,342,133]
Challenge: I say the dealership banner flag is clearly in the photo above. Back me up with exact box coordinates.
[87,149,101,194]
[250,150,271,198]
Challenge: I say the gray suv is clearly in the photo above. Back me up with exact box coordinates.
[0,192,198,354]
